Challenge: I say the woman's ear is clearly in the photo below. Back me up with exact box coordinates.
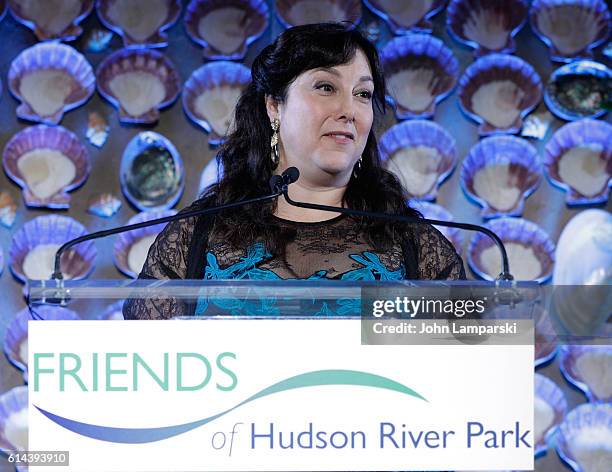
[265,95,280,122]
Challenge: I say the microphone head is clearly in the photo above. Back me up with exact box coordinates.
[269,174,283,193]
[282,167,300,184]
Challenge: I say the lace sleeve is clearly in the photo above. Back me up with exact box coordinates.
[412,223,467,280]
[122,206,197,320]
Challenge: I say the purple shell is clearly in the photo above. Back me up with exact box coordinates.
[9,215,97,284]
[461,135,542,218]
[275,0,362,28]
[113,209,177,278]
[379,120,457,200]
[447,0,528,56]
[9,0,93,41]
[535,305,558,367]
[560,345,612,403]
[96,0,182,48]
[100,300,125,320]
[185,0,269,60]
[96,48,181,124]
[380,34,459,120]
[556,403,612,472]
[458,53,543,136]
[2,125,91,209]
[183,62,251,145]
[8,42,95,125]
[544,119,612,205]
[0,385,28,455]
[534,373,568,456]
[530,0,611,62]
[363,0,445,34]
[4,306,80,382]
[199,155,223,194]
[468,217,555,282]
[408,201,463,254]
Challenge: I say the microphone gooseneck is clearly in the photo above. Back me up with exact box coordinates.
[280,170,513,281]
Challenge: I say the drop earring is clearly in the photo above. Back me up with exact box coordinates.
[352,156,362,179]
[270,119,280,169]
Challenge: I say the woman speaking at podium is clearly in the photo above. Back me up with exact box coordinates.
[124,23,465,320]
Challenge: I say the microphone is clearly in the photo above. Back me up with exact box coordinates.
[50,168,298,280]
[280,167,514,282]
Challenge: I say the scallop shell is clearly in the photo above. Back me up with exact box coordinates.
[560,345,612,403]
[4,305,80,382]
[408,201,463,254]
[113,209,177,278]
[275,0,362,28]
[183,62,251,145]
[363,0,445,34]
[556,403,612,472]
[381,34,459,120]
[199,155,223,194]
[96,0,182,48]
[8,42,95,125]
[96,48,181,124]
[100,300,125,320]
[461,135,541,218]
[468,217,555,282]
[0,386,28,456]
[184,0,269,60]
[458,54,543,136]
[534,373,567,457]
[88,193,122,218]
[544,60,611,121]
[379,120,457,200]
[534,306,558,368]
[2,125,91,209]
[9,0,93,41]
[120,131,184,211]
[530,0,611,62]
[0,191,17,229]
[447,0,528,56]
[9,215,97,283]
[544,119,611,205]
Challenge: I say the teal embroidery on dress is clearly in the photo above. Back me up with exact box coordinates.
[194,243,404,316]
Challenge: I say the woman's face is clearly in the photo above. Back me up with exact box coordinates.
[267,49,375,187]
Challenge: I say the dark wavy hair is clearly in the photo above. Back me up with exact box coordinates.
[200,22,420,254]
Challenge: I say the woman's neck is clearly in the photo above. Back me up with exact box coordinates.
[274,180,345,222]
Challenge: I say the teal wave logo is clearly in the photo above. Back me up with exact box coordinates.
[34,369,427,444]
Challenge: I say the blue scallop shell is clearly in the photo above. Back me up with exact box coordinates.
[379,120,457,200]
[96,0,182,48]
[183,62,251,145]
[530,0,611,62]
[113,209,177,278]
[380,34,459,120]
[199,155,224,194]
[185,0,269,60]
[8,42,95,125]
[544,60,611,121]
[0,385,28,457]
[458,53,543,136]
[9,215,97,284]
[120,131,184,211]
[468,217,555,282]
[2,125,92,209]
[534,373,568,457]
[560,345,612,403]
[4,306,80,383]
[275,0,362,28]
[363,0,445,35]
[556,403,612,472]
[447,0,528,56]
[100,301,125,320]
[9,0,93,41]
[544,119,611,205]
[408,201,463,254]
[461,135,542,218]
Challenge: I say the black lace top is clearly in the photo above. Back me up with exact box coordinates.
[123,203,466,320]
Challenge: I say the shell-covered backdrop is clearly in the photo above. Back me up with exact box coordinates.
[0,1,610,470]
